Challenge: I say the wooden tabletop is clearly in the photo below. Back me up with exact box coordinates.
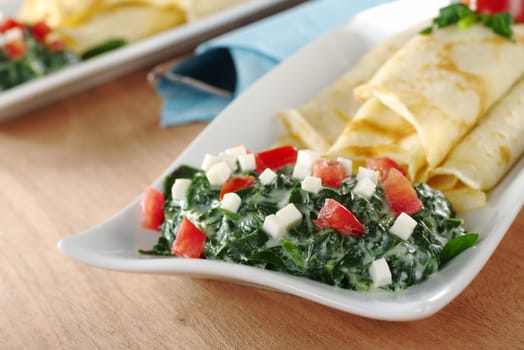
[1,62,523,349]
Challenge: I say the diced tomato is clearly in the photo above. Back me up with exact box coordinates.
[312,159,346,187]
[5,40,26,60]
[47,39,65,52]
[255,145,298,173]
[383,168,423,217]
[314,198,364,236]
[0,18,24,33]
[464,0,524,22]
[141,187,165,231]
[31,21,52,43]
[171,217,206,258]
[365,157,406,182]
[220,175,256,199]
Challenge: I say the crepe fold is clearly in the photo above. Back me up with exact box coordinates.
[327,98,426,180]
[427,77,524,211]
[353,24,524,174]
[277,27,417,152]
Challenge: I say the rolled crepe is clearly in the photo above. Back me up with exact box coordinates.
[428,77,524,212]
[355,24,524,172]
[18,0,243,54]
[327,98,426,180]
[277,26,418,152]
[55,1,187,53]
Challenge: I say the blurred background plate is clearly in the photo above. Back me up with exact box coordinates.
[0,0,304,122]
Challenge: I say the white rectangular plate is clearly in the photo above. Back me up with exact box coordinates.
[58,0,524,321]
[0,0,299,121]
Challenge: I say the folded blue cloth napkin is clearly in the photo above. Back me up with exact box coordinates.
[156,0,392,127]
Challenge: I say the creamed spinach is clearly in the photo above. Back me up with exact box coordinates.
[142,164,478,291]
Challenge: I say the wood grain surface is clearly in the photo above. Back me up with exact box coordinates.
[1,66,523,350]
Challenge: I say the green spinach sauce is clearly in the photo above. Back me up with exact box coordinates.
[142,163,477,291]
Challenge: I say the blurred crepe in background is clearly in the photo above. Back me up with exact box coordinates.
[17,0,245,53]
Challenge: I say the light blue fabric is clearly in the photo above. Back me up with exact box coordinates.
[157,0,392,127]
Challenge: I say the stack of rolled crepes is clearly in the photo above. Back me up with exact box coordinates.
[277,23,524,212]
[17,0,244,54]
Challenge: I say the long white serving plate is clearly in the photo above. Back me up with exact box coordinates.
[0,0,301,121]
[58,0,524,321]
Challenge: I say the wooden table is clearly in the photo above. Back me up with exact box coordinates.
[1,61,523,348]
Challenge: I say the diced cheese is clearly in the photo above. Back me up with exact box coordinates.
[223,145,248,157]
[262,214,286,240]
[369,258,392,287]
[219,153,238,170]
[220,192,241,213]
[238,153,256,171]
[205,161,231,186]
[356,166,380,184]
[201,154,221,171]
[296,150,320,169]
[292,150,320,179]
[353,177,376,199]
[301,176,322,194]
[259,168,277,185]
[171,178,191,201]
[276,203,302,230]
[337,157,353,175]
[292,163,311,180]
[4,27,23,43]
[390,212,418,240]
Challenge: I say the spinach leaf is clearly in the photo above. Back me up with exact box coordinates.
[440,233,479,265]
[420,3,514,40]
[81,38,127,60]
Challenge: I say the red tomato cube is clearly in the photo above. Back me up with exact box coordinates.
[312,159,347,187]
[314,198,364,236]
[383,168,423,217]
[141,187,165,231]
[31,21,51,43]
[5,40,26,60]
[171,217,207,258]
[220,175,256,199]
[255,145,298,173]
[365,157,406,182]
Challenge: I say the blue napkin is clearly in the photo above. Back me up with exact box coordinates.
[157,0,392,127]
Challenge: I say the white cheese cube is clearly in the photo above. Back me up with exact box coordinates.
[223,145,248,157]
[4,27,23,42]
[390,212,418,240]
[353,177,376,199]
[259,168,277,185]
[219,153,238,170]
[238,153,256,171]
[0,34,6,48]
[276,203,302,230]
[201,154,221,171]
[337,157,353,175]
[301,176,322,194]
[205,162,231,186]
[220,192,242,213]
[296,150,320,169]
[262,214,286,240]
[356,166,380,184]
[292,150,320,179]
[292,163,312,180]
[369,258,392,287]
[171,179,191,201]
